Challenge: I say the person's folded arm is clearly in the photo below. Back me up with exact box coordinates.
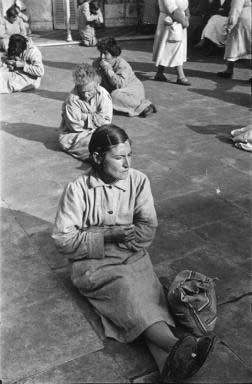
[52,181,105,260]
[0,20,8,39]
[82,2,100,22]
[100,60,128,89]
[90,90,113,127]
[62,95,87,132]
[125,175,158,251]
[23,47,44,77]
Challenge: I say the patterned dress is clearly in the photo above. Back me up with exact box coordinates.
[59,86,113,160]
[53,167,174,342]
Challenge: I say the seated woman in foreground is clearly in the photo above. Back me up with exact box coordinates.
[0,5,27,52]
[93,37,156,117]
[53,124,214,382]
[59,63,113,161]
[0,34,44,93]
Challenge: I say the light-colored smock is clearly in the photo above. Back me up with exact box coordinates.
[201,15,228,46]
[53,167,174,343]
[0,41,44,93]
[0,16,27,51]
[59,85,113,161]
[224,0,251,61]
[95,57,152,117]
[153,0,188,67]
[78,2,103,46]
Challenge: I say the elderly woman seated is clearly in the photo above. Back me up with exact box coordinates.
[0,5,27,52]
[53,124,214,383]
[93,37,156,117]
[0,34,44,93]
[58,63,113,161]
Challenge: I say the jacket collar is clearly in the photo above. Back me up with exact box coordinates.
[88,169,128,191]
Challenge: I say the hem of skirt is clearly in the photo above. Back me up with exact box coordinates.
[113,102,151,117]
[104,316,175,344]
[154,59,187,68]
[225,53,251,61]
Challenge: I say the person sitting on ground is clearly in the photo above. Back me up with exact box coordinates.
[53,124,214,383]
[195,0,231,55]
[153,0,191,86]
[0,5,27,52]
[58,63,113,161]
[77,0,103,47]
[0,34,44,93]
[93,37,157,117]
[15,0,32,36]
[217,0,251,79]
[231,125,252,152]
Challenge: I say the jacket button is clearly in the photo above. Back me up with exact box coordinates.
[108,210,113,214]
[108,185,112,189]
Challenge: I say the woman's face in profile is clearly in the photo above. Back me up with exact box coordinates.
[8,14,18,23]
[100,140,132,183]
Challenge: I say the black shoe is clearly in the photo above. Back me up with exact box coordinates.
[176,77,191,86]
[139,104,157,117]
[217,71,233,78]
[161,335,215,382]
[154,73,168,82]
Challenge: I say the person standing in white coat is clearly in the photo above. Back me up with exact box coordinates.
[153,0,191,85]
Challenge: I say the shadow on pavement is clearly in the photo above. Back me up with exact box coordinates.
[44,60,78,71]
[187,124,245,144]
[34,88,68,101]
[1,122,60,151]
[189,87,251,108]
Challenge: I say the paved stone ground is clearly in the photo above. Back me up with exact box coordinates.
[0,39,252,383]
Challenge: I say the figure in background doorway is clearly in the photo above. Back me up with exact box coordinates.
[77,0,103,47]
[0,5,26,52]
[153,0,191,86]
[59,63,113,161]
[94,37,157,117]
[0,34,44,93]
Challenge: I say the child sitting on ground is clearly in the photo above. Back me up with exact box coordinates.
[77,0,103,47]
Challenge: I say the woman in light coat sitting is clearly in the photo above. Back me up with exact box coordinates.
[53,124,214,383]
[0,34,44,93]
[94,37,157,117]
[59,63,113,161]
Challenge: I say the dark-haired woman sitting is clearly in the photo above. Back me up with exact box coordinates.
[53,124,214,382]
[0,34,44,93]
[93,37,157,117]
